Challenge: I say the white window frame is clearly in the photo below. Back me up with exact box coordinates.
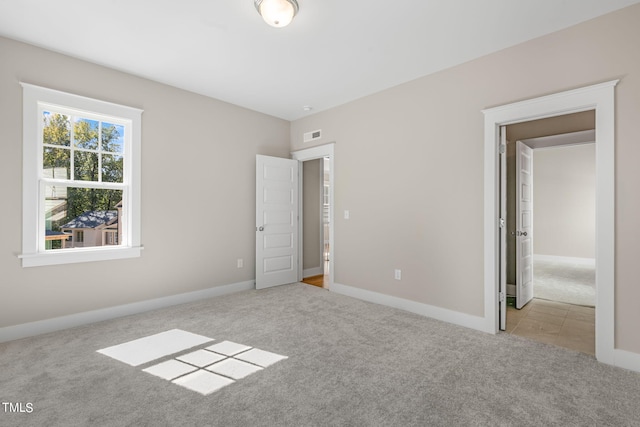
[20,83,143,267]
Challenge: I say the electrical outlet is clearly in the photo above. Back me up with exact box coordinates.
[237,258,244,268]
[394,269,402,280]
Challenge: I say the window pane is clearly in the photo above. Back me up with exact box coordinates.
[102,122,124,153]
[74,151,99,181]
[74,118,99,149]
[44,185,123,251]
[102,154,123,183]
[43,147,70,180]
[43,112,70,146]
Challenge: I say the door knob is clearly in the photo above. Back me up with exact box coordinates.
[516,231,527,237]
[257,226,264,231]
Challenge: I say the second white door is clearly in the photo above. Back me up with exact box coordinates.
[516,141,534,308]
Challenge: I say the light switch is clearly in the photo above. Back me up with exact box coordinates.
[344,210,350,219]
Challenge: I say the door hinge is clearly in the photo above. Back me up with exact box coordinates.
[498,144,506,154]
[499,218,505,229]
[499,291,505,302]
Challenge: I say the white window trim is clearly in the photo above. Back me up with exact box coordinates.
[20,83,143,267]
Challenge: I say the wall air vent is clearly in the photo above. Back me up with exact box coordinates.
[303,129,322,143]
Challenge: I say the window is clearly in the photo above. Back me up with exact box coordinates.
[104,230,118,246]
[20,83,142,267]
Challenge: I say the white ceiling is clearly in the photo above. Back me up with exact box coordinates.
[1,0,638,121]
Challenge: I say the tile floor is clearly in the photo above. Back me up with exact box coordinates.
[506,298,595,355]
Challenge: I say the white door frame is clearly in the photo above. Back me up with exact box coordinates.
[292,143,335,289]
[499,127,507,331]
[483,80,618,364]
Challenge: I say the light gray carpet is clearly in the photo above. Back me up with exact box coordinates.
[1,283,639,427]
[534,259,595,307]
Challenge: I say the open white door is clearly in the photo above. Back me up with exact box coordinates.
[256,155,299,289]
[516,141,534,308]
[499,127,507,330]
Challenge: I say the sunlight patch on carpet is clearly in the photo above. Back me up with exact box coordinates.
[235,348,289,367]
[205,340,252,356]
[98,330,287,396]
[206,358,263,380]
[143,359,199,380]
[173,370,235,395]
[177,349,227,367]
[97,329,214,366]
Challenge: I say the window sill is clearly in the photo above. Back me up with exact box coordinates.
[19,246,143,267]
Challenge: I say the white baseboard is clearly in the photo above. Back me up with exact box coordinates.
[331,282,487,333]
[534,254,596,266]
[303,267,322,278]
[613,348,640,373]
[0,280,255,343]
[331,282,640,374]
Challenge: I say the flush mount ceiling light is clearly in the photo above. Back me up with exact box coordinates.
[254,0,299,28]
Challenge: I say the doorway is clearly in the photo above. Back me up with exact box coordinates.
[502,114,596,354]
[483,80,617,364]
[292,143,335,290]
[301,157,331,288]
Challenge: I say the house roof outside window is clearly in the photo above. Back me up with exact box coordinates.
[61,210,118,229]
[44,230,70,241]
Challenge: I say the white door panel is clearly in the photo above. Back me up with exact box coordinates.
[516,141,534,308]
[256,155,299,289]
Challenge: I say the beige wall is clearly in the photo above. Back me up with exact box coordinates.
[0,36,290,328]
[291,4,640,354]
[303,159,322,272]
[533,144,596,259]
